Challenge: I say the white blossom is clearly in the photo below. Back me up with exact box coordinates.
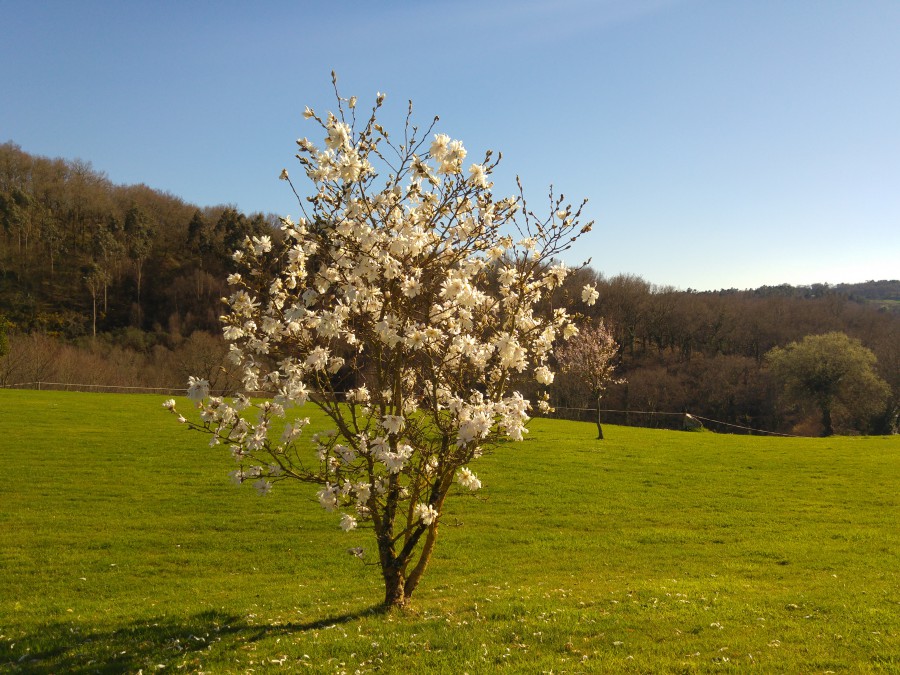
[187,376,209,404]
[534,365,555,385]
[223,324,244,341]
[413,503,439,525]
[347,386,370,403]
[380,443,413,474]
[354,482,371,505]
[430,133,450,160]
[250,235,273,254]
[468,163,489,188]
[318,484,339,512]
[457,467,482,491]
[325,119,352,151]
[305,346,330,371]
[381,414,405,435]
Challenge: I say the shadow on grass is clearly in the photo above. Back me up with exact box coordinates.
[1,606,387,674]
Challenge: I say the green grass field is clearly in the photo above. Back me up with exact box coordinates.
[1,390,898,673]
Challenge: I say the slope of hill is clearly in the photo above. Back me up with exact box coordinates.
[1,143,897,436]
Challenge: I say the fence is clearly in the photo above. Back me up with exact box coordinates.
[544,405,798,437]
[2,381,796,437]
[1,381,189,395]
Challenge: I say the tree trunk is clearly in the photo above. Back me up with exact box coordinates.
[404,521,439,599]
[135,259,144,327]
[375,474,450,609]
[376,512,409,609]
[596,395,604,440]
[821,404,834,437]
[382,564,407,608]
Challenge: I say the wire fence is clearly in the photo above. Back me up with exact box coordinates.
[0,381,190,395]
[546,405,799,437]
[2,381,797,437]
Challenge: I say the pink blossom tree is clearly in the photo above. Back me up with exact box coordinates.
[165,77,598,608]
[556,319,622,440]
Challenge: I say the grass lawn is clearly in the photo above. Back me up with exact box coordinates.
[1,389,898,673]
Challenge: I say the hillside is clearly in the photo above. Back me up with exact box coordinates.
[0,141,276,337]
[744,280,900,313]
[838,279,900,312]
[1,143,897,436]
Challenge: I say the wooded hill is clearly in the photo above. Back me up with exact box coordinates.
[569,274,898,435]
[1,141,897,435]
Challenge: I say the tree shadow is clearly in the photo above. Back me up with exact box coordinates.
[2,606,387,674]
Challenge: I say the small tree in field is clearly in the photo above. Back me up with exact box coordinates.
[767,331,890,436]
[556,319,621,439]
[165,78,597,609]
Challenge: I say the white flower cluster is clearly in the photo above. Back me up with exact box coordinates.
[177,86,594,541]
[187,376,209,405]
[413,503,440,525]
[457,467,482,491]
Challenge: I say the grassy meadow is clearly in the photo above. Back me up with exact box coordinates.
[1,389,899,673]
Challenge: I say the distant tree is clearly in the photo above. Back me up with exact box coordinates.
[83,263,109,337]
[173,330,242,395]
[595,274,650,355]
[0,187,37,270]
[40,209,65,282]
[0,313,10,358]
[213,208,269,269]
[767,332,891,436]
[186,210,214,265]
[556,320,622,439]
[216,208,247,257]
[92,218,124,315]
[124,205,154,326]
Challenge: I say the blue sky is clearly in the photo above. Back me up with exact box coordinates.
[3,0,898,290]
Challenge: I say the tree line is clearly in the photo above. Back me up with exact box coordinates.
[547,272,898,435]
[1,141,897,435]
[0,141,274,338]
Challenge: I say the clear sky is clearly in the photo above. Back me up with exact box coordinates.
[3,0,898,291]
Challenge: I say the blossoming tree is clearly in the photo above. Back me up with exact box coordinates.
[556,319,621,440]
[165,77,598,608]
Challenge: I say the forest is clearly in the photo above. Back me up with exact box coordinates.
[1,141,897,436]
